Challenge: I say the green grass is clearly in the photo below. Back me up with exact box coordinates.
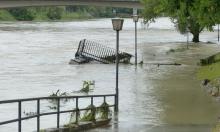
[197,52,220,82]
[0,10,15,21]
[212,123,220,132]
[197,62,220,80]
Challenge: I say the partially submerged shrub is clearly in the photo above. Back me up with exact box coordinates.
[96,102,111,119]
[166,47,188,54]
[80,81,95,93]
[67,101,111,126]
[48,89,70,109]
[80,105,96,122]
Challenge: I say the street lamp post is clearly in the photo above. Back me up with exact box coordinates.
[186,17,190,49]
[187,27,189,49]
[218,24,219,42]
[112,18,124,112]
[133,15,139,65]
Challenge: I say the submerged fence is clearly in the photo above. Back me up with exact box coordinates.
[0,94,116,132]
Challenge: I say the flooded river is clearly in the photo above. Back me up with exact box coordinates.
[0,18,220,132]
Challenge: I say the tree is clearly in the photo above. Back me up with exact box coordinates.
[142,0,208,42]
[197,0,220,28]
[8,8,36,21]
[47,7,64,20]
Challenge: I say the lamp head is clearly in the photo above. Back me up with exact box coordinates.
[112,18,124,31]
[132,15,139,22]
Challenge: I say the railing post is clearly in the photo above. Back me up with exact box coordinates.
[37,99,40,132]
[104,96,106,103]
[18,101,22,132]
[91,97,95,122]
[91,97,93,106]
[75,97,79,124]
[57,98,60,129]
[114,95,117,112]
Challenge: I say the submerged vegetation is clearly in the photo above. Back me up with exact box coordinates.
[48,89,70,109]
[166,47,188,54]
[80,104,96,122]
[30,80,111,130]
[67,101,111,127]
[80,80,95,93]
[47,80,95,109]
[96,102,111,119]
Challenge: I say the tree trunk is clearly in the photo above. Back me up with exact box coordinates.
[192,32,199,43]
[188,19,203,43]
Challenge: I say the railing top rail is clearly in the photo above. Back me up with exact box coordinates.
[0,94,115,104]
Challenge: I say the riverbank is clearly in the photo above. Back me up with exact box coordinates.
[0,6,133,22]
[197,52,220,97]
[0,8,93,22]
[197,52,220,80]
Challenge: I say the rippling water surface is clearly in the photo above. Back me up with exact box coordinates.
[0,18,220,132]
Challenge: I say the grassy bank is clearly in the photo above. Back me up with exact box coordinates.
[197,62,220,80]
[197,52,220,80]
[197,52,220,97]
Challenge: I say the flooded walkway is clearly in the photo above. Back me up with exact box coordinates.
[0,18,220,131]
[90,43,220,132]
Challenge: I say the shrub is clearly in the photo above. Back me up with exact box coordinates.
[8,8,36,21]
[46,7,64,20]
[0,9,15,21]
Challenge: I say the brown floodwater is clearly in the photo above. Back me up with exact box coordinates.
[0,18,220,132]
[90,43,220,132]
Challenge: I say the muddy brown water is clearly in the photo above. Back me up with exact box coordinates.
[0,18,220,132]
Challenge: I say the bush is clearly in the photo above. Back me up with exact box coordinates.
[0,9,15,21]
[8,8,36,21]
[46,7,64,20]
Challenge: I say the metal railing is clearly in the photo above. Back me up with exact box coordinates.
[0,94,116,132]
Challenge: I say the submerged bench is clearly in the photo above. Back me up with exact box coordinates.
[69,39,132,64]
